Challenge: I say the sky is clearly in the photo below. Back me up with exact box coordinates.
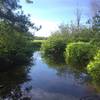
[20,0,93,37]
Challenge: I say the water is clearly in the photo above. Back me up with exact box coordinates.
[0,51,100,100]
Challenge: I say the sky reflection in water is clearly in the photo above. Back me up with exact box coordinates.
[0,51,99,100]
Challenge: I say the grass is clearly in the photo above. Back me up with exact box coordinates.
[31,40,45,51]
[33,40,45,43]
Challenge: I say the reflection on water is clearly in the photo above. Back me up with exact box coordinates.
[0,64,32,99]
[0,51,100,100]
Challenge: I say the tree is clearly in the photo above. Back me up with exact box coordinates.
[75,8,81,30]
[91,0,100,17]
[0,0,41,32]
[0,0,41,67]
[92,11,100,32]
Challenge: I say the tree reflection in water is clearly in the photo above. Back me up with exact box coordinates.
[42,53,100,99]
[0,52,100,100]
[41,54,68,76]
[42,53,100,95]
[42,53,91,84]
[0,61,33,100]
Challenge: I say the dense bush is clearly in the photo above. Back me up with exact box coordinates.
[65,42,96,67]
[0,21,33,67]
[87,50,100,83]
[41,33,67,56]
[31,40,44,50]
[90,32,100,48]
[71,28,95,42]
[0,0,39,69]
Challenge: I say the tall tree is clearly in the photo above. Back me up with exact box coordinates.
[75,8,81,30]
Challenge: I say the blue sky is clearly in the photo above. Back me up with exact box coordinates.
[20,0,92,37]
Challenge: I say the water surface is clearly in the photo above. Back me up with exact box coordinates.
[0,51,100,100]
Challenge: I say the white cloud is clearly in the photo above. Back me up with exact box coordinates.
[30,18,59,37]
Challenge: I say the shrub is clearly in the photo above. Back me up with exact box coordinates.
[87,50,100,83]
[90,32,100,48]
[32,40,44,50]
[65,42,96,67]
[41,33,66,56]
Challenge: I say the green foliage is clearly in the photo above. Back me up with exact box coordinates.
[65,42,96,67]
[58,24,95,43]
[87,50,100,83]
[33,40,45,43]
[31,40,44,50]
[34,36,47,40]
[0,0,40,68]
[41,33,66,56]
[0,21,33,67]
[0,0,40,32]
[90,32,100,47]
[41,23,99,69]
[0,0,40,69]
[70,28,95,42]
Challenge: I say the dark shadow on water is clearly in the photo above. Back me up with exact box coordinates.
[0,56,34,99]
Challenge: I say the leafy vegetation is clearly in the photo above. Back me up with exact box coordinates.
[87,50,100,83]
[41,33,67,56]
[41,10,100,84]
[0,0,41,69]
[32,40,45,50]
[0,0,99,87]
[65,42,96,67]
[0,21,33,67]
[34,36,47,40]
